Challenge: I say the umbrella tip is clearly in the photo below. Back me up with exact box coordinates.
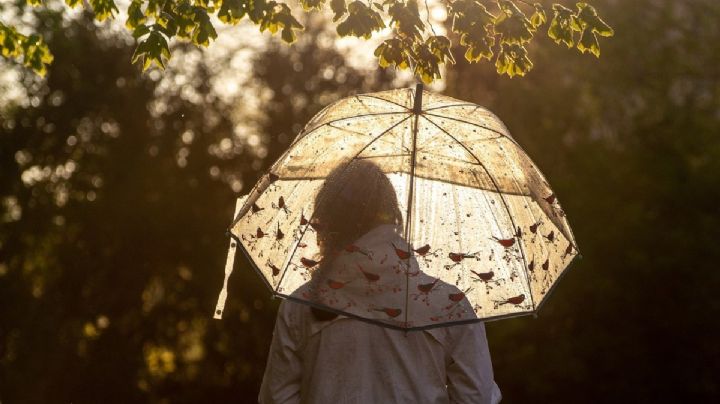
[413,83,423,114]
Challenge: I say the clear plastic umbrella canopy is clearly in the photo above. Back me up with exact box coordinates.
[215,85,579,331]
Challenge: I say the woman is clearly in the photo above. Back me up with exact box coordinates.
[259,160,502,403]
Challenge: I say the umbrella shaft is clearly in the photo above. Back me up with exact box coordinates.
[413,83,423,115]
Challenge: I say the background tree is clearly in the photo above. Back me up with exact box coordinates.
[1,0,612,81]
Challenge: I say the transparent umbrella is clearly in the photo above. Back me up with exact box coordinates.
[214,85,579,330]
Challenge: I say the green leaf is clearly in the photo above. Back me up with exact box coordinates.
[218,0,248,24]
[547,4,579,48]
[413,42,442,84]
[22,34,54,76]
[449,0,495,33]
[89,0,119,22]
[374,38,411,69]
[145,0,166,18]
[131,30,170,71]
[0,24,20,58]
[126,0,146,30]
[0,22,54,76]
[191,8,218,47]
[530,3,547,28]
[132,24,151,39]
[495,0,534,45]
[461,23,495,62]
[259,3,304,43]
[495,43,533,78]
[448,0,496,63]
[330,0,347,22]
[576,27,599,57]
[427,35,455,65]
[576,2,614,37]
[168,5,196,40]
[299,0,325,11]
[336,1,385,39]
[574,2,613,57]
[387,0,424,40]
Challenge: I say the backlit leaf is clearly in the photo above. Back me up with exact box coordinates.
[495,43,533,77]
[374,38,411,69]
[530,3,546,28]
[548,4,579,48]
[387,0,424,40]
[336,1,384,39]
[89,0,119,22]
[330,0,347,22]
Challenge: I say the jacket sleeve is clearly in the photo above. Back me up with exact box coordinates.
[446,322,502,404]
[258,301,303,404]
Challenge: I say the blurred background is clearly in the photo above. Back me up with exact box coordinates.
[1,0,718,402]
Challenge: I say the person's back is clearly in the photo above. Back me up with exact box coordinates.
[259,159,502,403]
[259,300,502,404]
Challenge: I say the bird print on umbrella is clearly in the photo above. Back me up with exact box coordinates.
[213,85,580,330]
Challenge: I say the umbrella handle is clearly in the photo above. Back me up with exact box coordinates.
[213,195,247,319]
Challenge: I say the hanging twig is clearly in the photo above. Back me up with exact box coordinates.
[423,0,438,37]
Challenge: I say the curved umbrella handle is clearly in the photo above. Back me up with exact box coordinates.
[213,195,248,319]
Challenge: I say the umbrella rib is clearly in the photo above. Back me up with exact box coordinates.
[423,103,480,112]
[294,111,409,144]
[274,115,413,292]
[414,137,505,164]
[492,139,549,295]
[260,173,530,196]
[262,113,410,223]
[399,84,425,328]
[358,93,412,111]
[423,112,523,149]
[422,116,536,310]
[252,112,406,209]
[356,152,411,160]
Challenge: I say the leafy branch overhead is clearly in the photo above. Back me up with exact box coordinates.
[2,0,612,81]
[0,21,54,76]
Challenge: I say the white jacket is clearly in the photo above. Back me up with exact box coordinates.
[259,299,501,404]
[259,222,502,404]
